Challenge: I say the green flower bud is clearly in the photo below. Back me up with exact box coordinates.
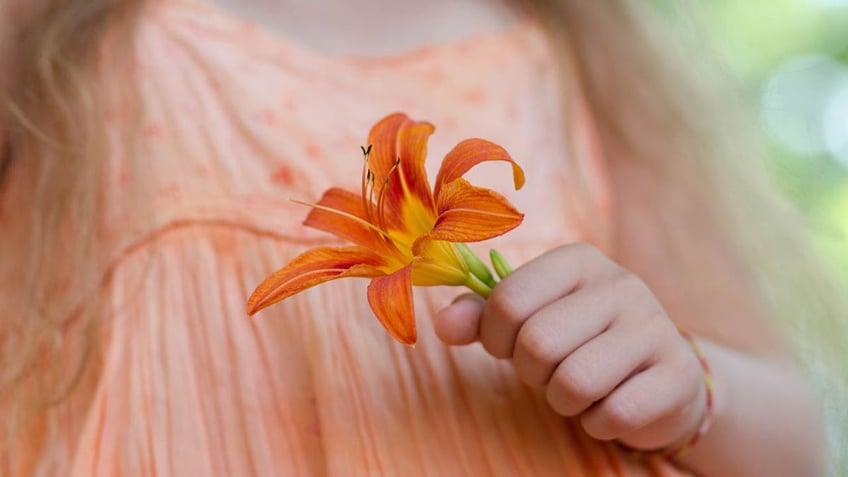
[456,243,497,288]
[489,249,513,280]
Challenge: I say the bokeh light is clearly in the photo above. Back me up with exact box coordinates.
[762,54,848,159]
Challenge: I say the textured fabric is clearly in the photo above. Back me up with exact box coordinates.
[6,0,694,475]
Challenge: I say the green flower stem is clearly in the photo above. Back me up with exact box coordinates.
[456,243,497,288]
[465,274,492,298]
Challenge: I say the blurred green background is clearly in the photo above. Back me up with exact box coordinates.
[706,1,848,471]
[694,0,848,280]
[655,2,848,473]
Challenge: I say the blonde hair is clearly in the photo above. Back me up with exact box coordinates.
[0,0,141,466]
[2,0,846,472]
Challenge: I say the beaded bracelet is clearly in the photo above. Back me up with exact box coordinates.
[665,329,714,459]
[621,329,714,460]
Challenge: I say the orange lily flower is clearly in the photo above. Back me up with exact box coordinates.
[247,113,525,345]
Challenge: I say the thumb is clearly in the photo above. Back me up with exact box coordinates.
[434,294,486,345]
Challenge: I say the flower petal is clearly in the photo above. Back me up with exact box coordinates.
[429,178,524,242]
[433,138,525,199]
[366,113,437,229]
[302,187,387,250]
[366,264,417,345]
[247,247,385,315]
[396,118,436,210]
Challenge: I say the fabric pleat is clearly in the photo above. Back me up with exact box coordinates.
[5,0,694,474]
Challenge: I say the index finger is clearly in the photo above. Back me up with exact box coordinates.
[480,242,623,358]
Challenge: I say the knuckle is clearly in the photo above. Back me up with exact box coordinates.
[613,271,647,295]
[647,307,669,328]
[607,273,657,312]
[515,328,559,386]
[486,285,524,328]
[599,395,640,436]
[550,360,595,406]
[571,242,605,268]
[639,308,671,341]
[570,241,600,258]
[516,323,557,366]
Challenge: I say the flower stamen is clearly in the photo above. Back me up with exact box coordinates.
[361,144,375,224]
[376,157,401,231]
[290,199,393,242]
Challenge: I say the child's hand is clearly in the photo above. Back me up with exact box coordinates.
[434,243,707,452]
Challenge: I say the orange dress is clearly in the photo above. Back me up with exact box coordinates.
[5,0,694,475]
